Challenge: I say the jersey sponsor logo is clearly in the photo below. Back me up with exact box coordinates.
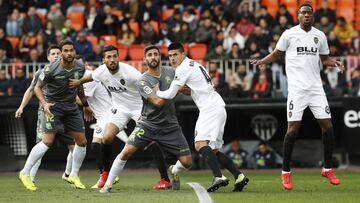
[95,126,102,134]
[296,47,318,56]
[314,37,319,44]
[107,86,127,93]
[111,109,117,114]
[344,110,360,128]
[143,86,152,94]
[251,114,278,141]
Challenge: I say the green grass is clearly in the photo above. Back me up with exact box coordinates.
[1,170,359,203]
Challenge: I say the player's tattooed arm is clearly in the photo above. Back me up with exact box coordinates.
[250,49,285,67]
[69,73,93,88]
[320,55,345,73]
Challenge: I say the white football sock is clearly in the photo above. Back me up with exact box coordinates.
[172,160,186,175]
[70,145,86,177]
[21,141,49,175]
[30,159,42,182]
[65,151,73,175]
[105,157,127,187]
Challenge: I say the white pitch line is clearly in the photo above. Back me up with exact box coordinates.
[187,182,214,203]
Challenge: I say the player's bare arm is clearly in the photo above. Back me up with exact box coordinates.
[320,55,345,73]
[147,84,168,108]
[250,49,285,67]
[69,73,93,88]
[77,84,93,122]
[34,80,54,115]
[15,86,35,118]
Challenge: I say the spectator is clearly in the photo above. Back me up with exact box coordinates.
[224,74,241,98]
[182,7,199,31]
[6,8,23,37]
[137,0,160,23]
[328,31,344,56]
[44,21,57,46]
[61,19,77,40]
[258,18,273,47]
[256,6,274,28]
[268,40,287,97]
[11,68,29,96]
[26,48,42,63]
[223,26,245,52]
[0,46,10,63]
[158,22,176,46]
[0,0,11,29]
[47,3,66,30]
[209,31,225,51]
[0,28,13,58]
[323,65,347,96]
[314,0,336,23]
[225,140,249,169]
[252,142,276,169]
[253,74,272,99]
[352,30,360,54]
[92,4,118,36]
[66,0,86,14]
[205,43,229,61]
[274,15,292,35]
[208,62,221,84]
[138,20,158,45]
[74,31,93,61]
[92,45,103,62]
[233,63,253,97]
[236,1,255,23]
[334,17,353,48]
[218,18,234,38]
[35,33,47,61]
[173,22,194,44]
[86,6,98,32]
[275,4,294,26]
[241,41,268,59]
[246,26,270,51]
[117,23,136,47]
[228,43,241,60]
[0,69,11,96]
[55,30,65,45]
[315,16,334,36]
[236,15,255,38]
[22,6,42,35]
[195,18,215,44]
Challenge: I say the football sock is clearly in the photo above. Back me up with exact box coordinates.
[21,141,49,175]
[65,151,73,175]
[30,159,42,182]
[216,151,241,179]
[199,146,222,177]
[102,143,112,172]
[282,134,296,172]
[149,143,170,181]
[70,145,86,177]
[105,157,127,187]
[322,131,335,169]
[171,160,187,175]
[91,142,103,173]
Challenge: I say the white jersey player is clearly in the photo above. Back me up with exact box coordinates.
[250,3,343,191]
[156,42,249,192]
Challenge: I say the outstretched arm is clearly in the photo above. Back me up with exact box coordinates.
[69,74,93,88]
[249,49,285,66]
[320,55,345,73]
[15,86,35,118]
[156,82,182,99]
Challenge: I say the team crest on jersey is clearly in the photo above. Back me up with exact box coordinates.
[95,126,102,134]
[120,79,125,85]
[325,106,331,114]
[74,71,79,79]
[143,86,152,94]
[251,114,278,141]
[314,37,319,44]
[165,76,171,84]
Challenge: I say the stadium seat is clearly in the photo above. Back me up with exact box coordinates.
[356,1,360,29]
[111,9,123,17]
[128,61,144,72]
[128,44,145,60]
[36,12,46,25]
[6,37,20,50]
[317,0,336,9]
[129,21,140,37]
[117,44,128,61]
[150,20,159,34]
[298,0,316,10]
[67,12,84,31]
[189,43,207,60]
[337,0,355,24]
[261,0,279,18]
[162,9,174,21]
[86,35,98,51]
[279,0,298,22]
[100,35,117,46]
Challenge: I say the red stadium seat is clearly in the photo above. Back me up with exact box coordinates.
[317,0,336,10]
[189,43,207,60]
[261,0,279,18]
[128,44,145,60]
[67,12,84,31]
[6,37,20,50]
[337,0,355,24]
[162,9,174,21]
[160,44,168,58]
[279,0,298,22]
[86,35,98,51]
[150,20,159,34]
[129,22,140,37]
[100,35,117,46]
[117,44,128,61]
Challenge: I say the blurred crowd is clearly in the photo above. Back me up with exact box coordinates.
[0,0,360,98]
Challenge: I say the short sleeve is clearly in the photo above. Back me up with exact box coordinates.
[276,30,289,52]
[83,81,97,97]
[319,33,330,55]
[173,65,190,86]
[30,69,42,88]
[137,79,156,100]
[92,67,101,82]
[39,64,53,84]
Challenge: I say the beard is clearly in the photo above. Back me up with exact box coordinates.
[148,59,159,69]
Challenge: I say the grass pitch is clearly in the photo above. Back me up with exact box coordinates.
[1,170,359,203]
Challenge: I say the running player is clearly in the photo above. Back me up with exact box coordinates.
[99,45,192,193]
[156,42,249,192]
[18,40,88,190]
[15,45,75,184]
[250,3,343,190]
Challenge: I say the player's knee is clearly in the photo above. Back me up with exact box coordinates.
[194,142,207,152]
[119,150,131,160]
[75,137,87,146]
[286,126,299,137]
[102,135,114,144]
[321,122,333,134]
[182,158,192,169]
[42,140,54,147]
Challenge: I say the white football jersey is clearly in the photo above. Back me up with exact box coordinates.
[173,57,225,111]
[83,70,112,121]
[276,25,329,91]
[92,62,143,111]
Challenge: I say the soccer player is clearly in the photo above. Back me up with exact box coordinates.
[18,40,89,191]
[250,3,343,190]
[156,42,249,192]
[15,45,75,184]
[98,45,192,193]
[69,46,173,190]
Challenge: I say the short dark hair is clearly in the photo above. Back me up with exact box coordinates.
[144,45,160,55]
[298,2,313,14]
[59,39,74,51]
[47,44,60,56]
[102,45,118,58]
[168,42,184,53]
